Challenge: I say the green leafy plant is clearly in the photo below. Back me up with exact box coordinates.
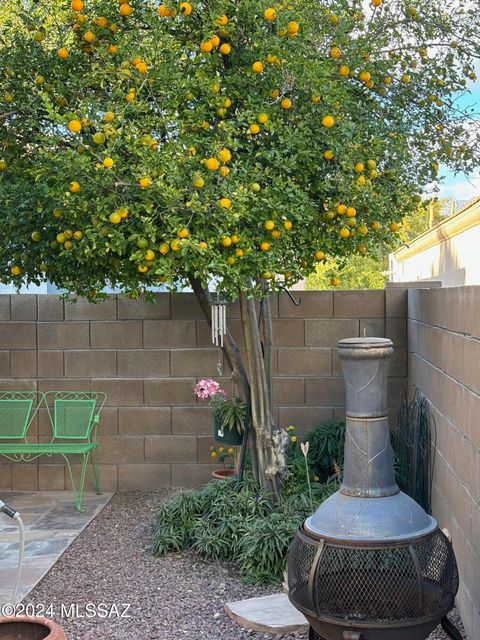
[212,396,246,436]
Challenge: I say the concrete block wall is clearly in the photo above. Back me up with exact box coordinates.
[0,291,406,493]
[408,286,480,640]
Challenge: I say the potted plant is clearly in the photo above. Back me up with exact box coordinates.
[194,379,246,446]
[210,445,237,480]
[0,615,67,639]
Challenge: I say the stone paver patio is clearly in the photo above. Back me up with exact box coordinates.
[0,491,112,605]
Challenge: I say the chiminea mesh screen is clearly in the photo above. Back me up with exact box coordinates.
[288,528,458,623]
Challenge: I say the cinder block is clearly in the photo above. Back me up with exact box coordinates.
[37,351,64,378]
[144,378,197,406]
[389,347,407,378]
[65,297,117,321]
[38,296,64,321]
[37,322,89,349]
[118,294,170,320]
[172,407,213,435]
[97,435,144,464]
[278,407,334,432]
[0,464,12,489]
[279,291,333,318]
[38,465,65,491]
[10,351,37,379]
[198,435,220,463]
[11,295,37,321]
[171,293,205,319]
[407,319,419,354]
[388,378,407,407]
[145,435,197,463]
[96,407,118,435]
[144,320,196,349]
[277,348,331,377]
[70,463,118,492]
[360,318,385,339]
[91,379,144,406]
[171,463,218,488]
[117,349,169,378]
[465,287,480,340]
[0,379,37,391]
[64,350,117,378]
[0,297,10,321]
[37,378,90,394]
[118,464,170,490]
[119,407,171,435]
[12,465,38,490]
[273,378,305,406]
[407,289,423,323]
[90,321,142,349]
[170,349,222,377]
[305,318,359,347]
[0,352,10,378]
[272,319,305,346]
[463,337,480,395]
[196,319,244,349]
[0,324,36,350]
[386,288,407,319]
[334,291,385,318]
[305,378,345,406]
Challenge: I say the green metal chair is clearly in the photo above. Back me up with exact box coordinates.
[0,391,41,442]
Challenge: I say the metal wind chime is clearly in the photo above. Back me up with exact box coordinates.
[211,297,228,348]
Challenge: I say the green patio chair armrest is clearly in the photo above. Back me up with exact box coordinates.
[93,414,100,424]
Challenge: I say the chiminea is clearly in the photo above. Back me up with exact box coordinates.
[288,338,460,640]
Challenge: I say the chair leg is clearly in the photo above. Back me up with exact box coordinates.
[90,446,102,495]
[62,452,90,512]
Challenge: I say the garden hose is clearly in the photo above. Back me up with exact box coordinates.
[0,498,24,606]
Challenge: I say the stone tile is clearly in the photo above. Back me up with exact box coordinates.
[0,296,10,321]
[90,321,142,349]
[118,294,170,320]
[97,435,144,464]
[305,318,359,347]
[171,463,218,488]
[273,378,305,406]
[64,297,117,321]
[144,379,197,406]
[145,435,197,463]
[64,350,117,378]
[11,295,37,321]
[171,349,222,377]
[272,319,305,347]
[37,351,64,378]
[38,322,89,349]
[117,349,169,377]
[0,351,10,377]
[225,593,308,635]
[0,324,37,349]
[305,377,345,406]
[119,407,171,435]
[277,348,331,377]
[91,379,144,406]
[118,464,170,490]
[144,320,196,348]
[386,287,407,318]
[334,290,385,318]
[38,296,64,321]
[278,407,334,432]
[10,350,37,379]
[172,407,213,435]
[279,291,333,318]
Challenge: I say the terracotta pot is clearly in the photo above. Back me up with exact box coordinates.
[0,615,67,640]
[211,468,235,480]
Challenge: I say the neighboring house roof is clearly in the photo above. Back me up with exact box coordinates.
[394,196,480,262]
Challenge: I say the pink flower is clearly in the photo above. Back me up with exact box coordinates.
[194,379,226,400]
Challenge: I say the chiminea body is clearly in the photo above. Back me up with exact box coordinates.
[287,338,458,640]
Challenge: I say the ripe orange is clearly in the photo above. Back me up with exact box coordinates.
[249,123,261,135]
[339,65,349,77]
[159,243,170,255]
[193,175,205,189]
[287,21,299,35]
[138,265,148,273]
[358,244,367,254]
[359,70,371,83]
[84,30,95,43]
[367,159,376,169]
[264,7,276,21]
[218,148,231,163]
[223,98,232,108]
[339,228,350,238]
[226,256,235,265]
[74,230,84,240]
[217,15,228,26]
[56,233,66,244]
[259,241,270,251]
[69,181,81,192]
[219,198,232,209]
[211,35,220,48]
[252,61,264,74]
[383,76,393,85]
[330,46,341,59]
[358,225,368,236]
[371,0,382,6]
[0,160,7,171]
[125,91,135,102]
[283,220,292,230]
[71,0,84,11]
[119,3,132,15]
[11,266,22,276]
[314,250,325,261]
[281,98,292,110]
[201,40,213,53]
[170,239,182,251]
[103,111,115,122]
[354,162,364,173]
[389,222,400,232]
[257,113,268,124]
[145,250,155,261]
[136,61,148,74]
[219,166,230,177]
[221,236,232,247]
[330,14,339,25]
[337,204,347,215]
[322,115,334,128]
[235,248,244,257]
[357,175,366,186]
[119,207,128,219]
[68,119,82,133]
[270,88,280,99]
[158,5,169,17]
[219,43,231,55]
[346,207,357,217]
[139,177,151,189]
[271,229,281,239]
[110,211,121,224]
[179,2,192,15]
[57,47,69,59]
[206,157,220,171]
[103,157,114,168]
[264,220,275,231]
[330,277,340,287]
[323,150,334,160]
[371,221,380,231]
[401,74,410,84]
[177,228,190,238]
[108,44,118,55]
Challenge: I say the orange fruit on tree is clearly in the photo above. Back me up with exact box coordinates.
[339,65,349,77]
[108,44,118,55]
[136,61,148,74]
[337,204,347,215]
[158,5,169,17]
[171,239,182,251]
[103,111,115,122]
[218,148,231,163]
[219,166,230,177]
[281,98,292,109]
[145,250,155,261]
[257,113,268,124]
[179,2,192,15]
[177,228,189,238]
[201,40,213,53]
[359,70,371,83]
[358,224,368,236]
[331,277,340,287]
[83,30,95,43]
[323,150,334,160]
[287,21,299,34]
[271,229,281,239]
[283,220,292,230]
[206,157,220,171]
[71,0,84,11]
[357,175,366,186]
[31,231,41,242]
[340,227,350,238]
[159,243,170,255]
[389,222,400,232]
[367,159,376,169]
[221,236,232,247]
[314,250,325,261]
[193,175,205,189]
[252,61,264,73]
[219,198,232,209]
[68,119,82,133]
[235,248,244,257]
[330,46,341,59]
[57,47,69,59]
[354,162,364,172]
[0,160,7,171]
[264,7,276,21]
[74,230,83,240]
[249,123,261,135]
[231,234,240,244]
[110,211,121,224]
[139,177,151,189]
[93,132,105,144]
[260,241,270,251]
[56,232,66,243]
[69,181,81,192]
[219,43,231,55]
[371,221,380,231]
[311,94,321,103]
[322,115,335,128]
[264,220,275,230]
[346,206,357,217]
[119,3,132,15]
[216,14,228,26]
[138,265,148,273]
[103,157,114,168]
[270,88,280,99]
[11,266,22,276]
[211,35,220,48]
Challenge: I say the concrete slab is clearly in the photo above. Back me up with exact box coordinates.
[225,593,309,635]
[0,491,112,606]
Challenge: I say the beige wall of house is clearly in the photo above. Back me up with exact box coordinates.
[390,197,480,286]
[408,286,480,640]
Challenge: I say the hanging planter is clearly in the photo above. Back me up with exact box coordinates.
[213,412,244,445]
[0,615,67,639]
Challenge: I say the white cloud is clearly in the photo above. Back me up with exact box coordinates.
[436,174,480,200]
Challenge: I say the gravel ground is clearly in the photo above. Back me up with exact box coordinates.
[25,491,468,640]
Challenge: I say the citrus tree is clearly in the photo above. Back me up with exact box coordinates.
[1,0,480,497]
